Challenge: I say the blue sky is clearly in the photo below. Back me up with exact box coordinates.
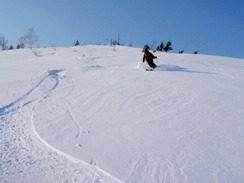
[1,0,244,58]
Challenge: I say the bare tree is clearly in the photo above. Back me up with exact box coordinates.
[0,34,8,50]
[18,36,26,49]
[149,40,157,51]
[24,28,38,49]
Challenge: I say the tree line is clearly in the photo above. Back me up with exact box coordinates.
[0,28,38,51]
[145,40,198,54]
[1,30,198,54]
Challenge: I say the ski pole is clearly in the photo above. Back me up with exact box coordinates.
[156,58,159,65]
[138,61,144,69]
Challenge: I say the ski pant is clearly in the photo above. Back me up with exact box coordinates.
[147,60,157,68]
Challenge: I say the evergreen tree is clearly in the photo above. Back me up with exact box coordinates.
[9,45,14,50]
[75,40,79,46]
[164,40,172,52]
[156,41,173,52]
[156,42,164,51]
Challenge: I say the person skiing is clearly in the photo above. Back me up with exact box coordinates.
[142,45,157,69]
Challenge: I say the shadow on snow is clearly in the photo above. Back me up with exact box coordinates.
[157,64,214,74]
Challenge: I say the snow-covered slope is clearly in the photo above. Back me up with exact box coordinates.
[1,45,244,183]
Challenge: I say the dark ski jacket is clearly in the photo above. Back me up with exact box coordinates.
[143,50,157,68]
[143,50,157,63]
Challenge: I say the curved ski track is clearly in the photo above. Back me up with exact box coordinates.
[0,69,122,183]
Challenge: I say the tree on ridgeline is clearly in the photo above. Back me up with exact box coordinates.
[164,40,173,52]
[9,45,14,50]
[75,40,79,46]
[18,36,26,49]
[156,40,173,52]
[0,34,8,51]
[23,28,38,49]
[157,42,164,51]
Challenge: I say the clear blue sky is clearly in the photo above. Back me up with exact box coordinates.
[1,0,244,58]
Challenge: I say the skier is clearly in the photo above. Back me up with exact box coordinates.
[142,45,157,69]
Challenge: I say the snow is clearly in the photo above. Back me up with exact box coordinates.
[1,45,244,183]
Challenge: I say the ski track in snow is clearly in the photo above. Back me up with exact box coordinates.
[67,107,82,139]
[0,69,121,183]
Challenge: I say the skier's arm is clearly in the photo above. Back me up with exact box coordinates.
[149,52,157,59]
[143,54,146,62]
[152,53,157,59]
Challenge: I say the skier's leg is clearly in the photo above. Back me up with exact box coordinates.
[148,60,157,69]
[147,60,155,68]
